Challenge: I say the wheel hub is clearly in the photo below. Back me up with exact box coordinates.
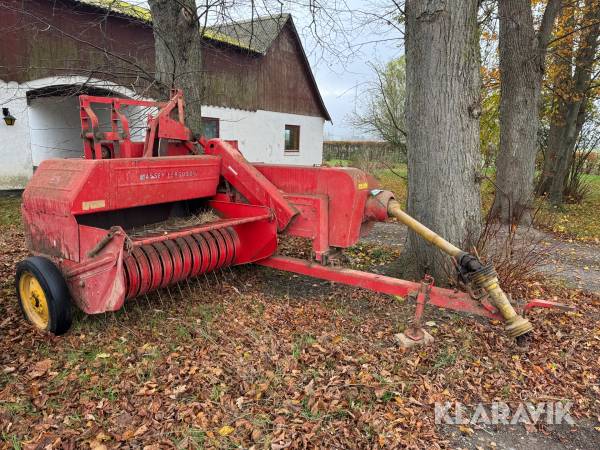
[19,271,49,329]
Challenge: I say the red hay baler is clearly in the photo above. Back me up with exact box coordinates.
[15,91,568,341]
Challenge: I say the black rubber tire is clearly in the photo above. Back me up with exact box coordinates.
[15,256,72,335]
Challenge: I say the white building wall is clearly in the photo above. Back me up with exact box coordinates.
[0,76,152,190]
[201,105,325,166]
[28,95,99,165]
[0,81,34,189]
[28,96,149,166]
[1,77,326,190]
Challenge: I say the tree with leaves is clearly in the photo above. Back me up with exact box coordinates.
[351,57,406,155]
[537,0,600,205]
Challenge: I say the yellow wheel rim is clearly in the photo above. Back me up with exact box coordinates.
[18,271,49,330]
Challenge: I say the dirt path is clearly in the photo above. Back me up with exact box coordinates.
[535,232,600,293]
[361,222,600,294]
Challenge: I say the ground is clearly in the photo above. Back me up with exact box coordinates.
[0,170,599,449]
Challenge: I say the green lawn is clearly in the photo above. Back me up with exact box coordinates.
[330,162,600,243]
[537,173,600,242]
[0,195,21,229]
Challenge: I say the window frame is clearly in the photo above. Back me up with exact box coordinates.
[201,116,220,139]
[284,124,300,153]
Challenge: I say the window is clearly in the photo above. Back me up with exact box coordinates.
[284,125,300,152]
[202,117,220,139]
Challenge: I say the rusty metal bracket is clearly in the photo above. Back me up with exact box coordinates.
[87,226,121,258]
[523,298,576,314]
[404,275,434,341]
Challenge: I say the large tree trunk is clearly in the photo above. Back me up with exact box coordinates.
[492,0,561,224]
[148,0,203,136]
[538,106,566,196]
[402,0,482,282]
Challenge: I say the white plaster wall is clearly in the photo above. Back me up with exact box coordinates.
[29,97,149,166]
[0,82,34,189]
[29,95,93,165]
[1,75,326,190]
[0,76,148,189]
[201,106,325,166]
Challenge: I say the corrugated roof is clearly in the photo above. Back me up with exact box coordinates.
[75,1,330,120]
[77,1,282,53]
[207,14,290,55]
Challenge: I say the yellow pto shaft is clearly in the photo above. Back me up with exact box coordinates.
[387,199,533,339]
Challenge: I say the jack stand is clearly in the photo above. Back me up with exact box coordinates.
[395,275,435,349]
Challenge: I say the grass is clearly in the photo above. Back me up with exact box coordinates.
[1,433,22,450]
[292,334,316,359]
[343,162,600,243]
[324,158,352,167]
[536,173,600,242]
[376,166,408,205]
[0,194,21,228]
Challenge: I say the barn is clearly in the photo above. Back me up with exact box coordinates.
[0,0,330,190]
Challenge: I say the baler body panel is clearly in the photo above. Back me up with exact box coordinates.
[204,139,298,231]
[254,164,372,248]
[22,156,221,262]
[24,156,221,215]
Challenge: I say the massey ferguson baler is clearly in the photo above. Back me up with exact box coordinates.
[16,91,567,341]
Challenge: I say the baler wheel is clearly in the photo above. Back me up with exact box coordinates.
[15,257,72,335]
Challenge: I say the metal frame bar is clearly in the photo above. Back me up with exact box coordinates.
[256,255,503,320]
[131,213,271,247]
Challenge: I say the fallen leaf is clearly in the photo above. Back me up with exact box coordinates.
[134,424,148,437]
[459,425,474,435]
[218,425,234,436]
[30,359,52,378]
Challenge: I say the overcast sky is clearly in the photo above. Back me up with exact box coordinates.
[284,1,404,140]
[135,1,403,139]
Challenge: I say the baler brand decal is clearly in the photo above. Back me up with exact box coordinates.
[358,182,369,190]
[82,200,106,211]
[138,170,198,181]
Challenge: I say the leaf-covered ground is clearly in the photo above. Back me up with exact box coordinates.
[1,192,599,449]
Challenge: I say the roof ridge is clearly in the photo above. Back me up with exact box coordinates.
[78,0,151,21]
[77,1,272,52]
[210,12,290,28]
[73,2,330,120]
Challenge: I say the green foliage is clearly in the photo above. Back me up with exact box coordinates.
[480,89,500,166]
[351,57,406,152]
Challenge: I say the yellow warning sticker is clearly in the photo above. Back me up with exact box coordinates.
[358,182,369,190]
[82,200,106,211]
